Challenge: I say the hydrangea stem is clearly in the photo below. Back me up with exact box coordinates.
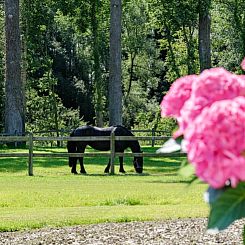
[243,224,245,245]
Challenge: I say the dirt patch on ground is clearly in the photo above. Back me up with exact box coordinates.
[0,218,243,244]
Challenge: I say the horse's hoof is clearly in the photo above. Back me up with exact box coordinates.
[71,170,78,175]
[119,170,126,174]
[80,171,87,175]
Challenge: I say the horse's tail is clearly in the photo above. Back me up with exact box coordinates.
[67,130,77,167]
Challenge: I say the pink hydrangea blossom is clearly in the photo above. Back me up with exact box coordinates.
[179,68,245,135]
[185,97,245,188]
[160,74,197,118]
[241,58,245,71]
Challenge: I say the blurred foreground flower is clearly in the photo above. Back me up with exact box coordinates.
[161,67,245,138]
[185,97,245,188]
[159,58,245,241]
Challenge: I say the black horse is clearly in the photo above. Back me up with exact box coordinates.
[67,125,143,174]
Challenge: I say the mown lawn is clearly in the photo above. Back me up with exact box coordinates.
[0,146,208,231]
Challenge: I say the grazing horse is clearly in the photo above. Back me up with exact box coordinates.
[67,125,143,174]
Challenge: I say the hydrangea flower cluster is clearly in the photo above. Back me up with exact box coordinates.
[241,58,245,70]
[185,97,245,188]
[160,59,245,188]
[160,74,197,117]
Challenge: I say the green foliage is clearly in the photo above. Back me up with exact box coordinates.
[126,96,177,136]
[129,99,160,129]
[150,0,199,81]
[26,90,81,133]
[21,0,95,128]
[122,0,151,56]
[122,0,165,128]
[162,32,199,82]
[208,183,245,231]
[1,0,244,133]
[212,0,245,71]
[157,117,177,135]
[25,73,82,133]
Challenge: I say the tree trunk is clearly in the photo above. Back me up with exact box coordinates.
[0,5,4,131]
[48,72,60,147]
[233,0,245,59]
[91,0,104,127]
[183,26,197,75]
[125,51,136,99]
[164,23,180,78]
[109,0,122,126]
[198,0,211,72]
[4,0,25,136]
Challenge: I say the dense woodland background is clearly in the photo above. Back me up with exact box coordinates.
[0,0,245,136]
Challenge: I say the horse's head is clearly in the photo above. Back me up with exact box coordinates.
[133,153,143,173]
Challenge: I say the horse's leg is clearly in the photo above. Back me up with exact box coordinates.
[119,156,126,173]
[71,157,78,175]
[77,144,87,174]
[67,140,78,174]
[104,159,111,173]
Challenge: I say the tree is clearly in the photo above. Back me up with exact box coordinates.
[121,0,164,128]
[91,0,105,127]
[21,0,93,131]
[0,4,4,131]
[109,0,122,126]
[223,0,245,65]
[232,0,245,59]
[210,0,245,71]
[4,0,25,135]
[198,0,212,71]
[150,0,199,80]
[3,0,243,134]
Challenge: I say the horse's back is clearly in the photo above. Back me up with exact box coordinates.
[71,126,110,151]
[72,125,111,137]
[70,125,136,151]
[72,125,133,137]
[113,125,134,136]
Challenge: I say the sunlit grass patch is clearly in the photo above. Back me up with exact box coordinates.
[0,146,208,231]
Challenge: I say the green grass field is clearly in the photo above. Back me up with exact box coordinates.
[0,146,208,231]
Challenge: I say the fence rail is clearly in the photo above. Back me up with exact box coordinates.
[0,133,186,176]
[24,128,171,147]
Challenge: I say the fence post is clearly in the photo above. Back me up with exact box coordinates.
[14,130,18,148]
[28,133,34,176]
[110,130,115,174]
[151,128,155,147]
[60,129,64,147]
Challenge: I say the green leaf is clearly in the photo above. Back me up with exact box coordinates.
[243,224,245,245]
[208,182,245,231]
[175,135,184,144]
[204,186,227,204]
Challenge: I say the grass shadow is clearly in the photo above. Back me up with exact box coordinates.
[0,157,28,173]
[0,146,187,175]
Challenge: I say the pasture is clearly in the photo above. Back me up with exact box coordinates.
[0,146,208,231]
